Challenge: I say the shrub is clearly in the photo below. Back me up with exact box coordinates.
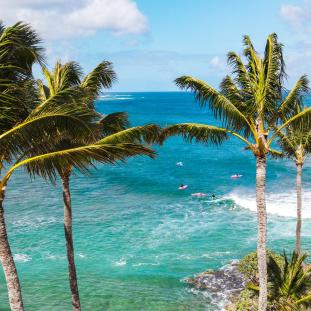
[238,249,284,284]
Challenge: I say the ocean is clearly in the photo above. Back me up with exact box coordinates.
[0,92,310,310]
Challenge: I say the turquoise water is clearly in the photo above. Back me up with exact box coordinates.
[0,92,311,310]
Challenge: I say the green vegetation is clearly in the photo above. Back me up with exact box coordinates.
[238,250,284,284]
[232,251,311,311]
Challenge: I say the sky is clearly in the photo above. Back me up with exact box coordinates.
[2,0,311,91]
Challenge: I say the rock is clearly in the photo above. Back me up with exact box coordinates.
[184,260,246,309]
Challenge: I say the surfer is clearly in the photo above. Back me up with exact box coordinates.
[229,203,237,211]
[231,174,242,179]
[179,184,188,190]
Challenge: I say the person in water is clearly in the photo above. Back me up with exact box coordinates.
[211,194,216,199]
[229,203,237,211]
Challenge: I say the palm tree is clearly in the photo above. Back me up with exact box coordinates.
[37,60,114,311]
[0,21,45,311]
[36,61,159,310]
[275,96,311,255]
[249,251,311,310]
[161,34,311,310]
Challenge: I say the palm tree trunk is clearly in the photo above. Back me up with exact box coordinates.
[295,163,302,255]
[0,191,24,311]
[62,171,81,311]
[256,155,267,311]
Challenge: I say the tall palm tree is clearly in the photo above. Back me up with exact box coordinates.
[161,34,311,310]
[37,60,115,311]
[0,21,45,311]
[37,61,159,310]
[276,96,311,255]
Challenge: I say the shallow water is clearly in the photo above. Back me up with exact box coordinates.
[0,92,310,310]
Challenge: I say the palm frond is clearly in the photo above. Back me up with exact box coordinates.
[243,35,261,86]
[8,142,155,183]
[278,75,309,121]
[262,33,286,117]
[0,88,98,161]
[41,61,82,96]
[100,124,161,145]
[0,21,5,36]
[220,75,243,104]
[268,148,284,159]
[37,79,50,101]
[0,21,44,78]
[296,294,311,305]
[160,123,228,145]
[268,107,311,146]
[175,76,252,134]
[99,112,130,136]
[81,61,116,101]
[226,52,253,96]
[275,129,298,158]
[0,79,39,131]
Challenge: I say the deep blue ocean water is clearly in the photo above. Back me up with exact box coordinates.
[0,92,311,310]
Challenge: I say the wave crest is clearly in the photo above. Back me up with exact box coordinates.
[228,190,311,218]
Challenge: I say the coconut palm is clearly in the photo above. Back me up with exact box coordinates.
[249,251,311,310]
[0,21,46,311]
[36,61,159,310]
[275,98,311,255]
[161,34,311,310]
[37,60,115,311]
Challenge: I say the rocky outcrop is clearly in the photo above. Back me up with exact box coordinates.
[184,260,246,310]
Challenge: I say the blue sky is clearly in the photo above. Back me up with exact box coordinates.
[3,0,311,91]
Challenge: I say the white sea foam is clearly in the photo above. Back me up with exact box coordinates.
[228,189,311,218]
[99,94,133,101]
[114,259,127,266]
[45,254,66,260]
[14,254,31,263]
[12,216,58,230]
[132,262,159,267]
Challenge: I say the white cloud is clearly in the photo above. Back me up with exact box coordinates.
[280,1,311,33]
[1,0,148,40]
[209,56,225,69]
